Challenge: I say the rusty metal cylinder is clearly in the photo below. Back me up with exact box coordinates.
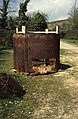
[13,33,60,74]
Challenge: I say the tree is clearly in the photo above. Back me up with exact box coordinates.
[8,16,15,30]
[18,0,30,26]
[59,19,72,38]
[69,0,78,39]
[71,0,78,28]
[59,0,78,39]
[0,0,16,48]
[0,0,10,28]
[28,12,48,31]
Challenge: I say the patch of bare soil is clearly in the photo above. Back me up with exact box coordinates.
[60,41,78,53]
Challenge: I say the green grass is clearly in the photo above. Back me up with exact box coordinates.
[0,49,78,119]
[0,49,13,73]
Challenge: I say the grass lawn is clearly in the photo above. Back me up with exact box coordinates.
[0,48,78,119]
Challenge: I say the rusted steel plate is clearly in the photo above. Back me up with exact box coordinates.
[13,33,60,74]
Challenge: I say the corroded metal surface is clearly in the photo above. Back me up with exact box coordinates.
[13,33,60,74]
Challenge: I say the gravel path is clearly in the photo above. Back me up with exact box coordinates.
[60,41,78,53]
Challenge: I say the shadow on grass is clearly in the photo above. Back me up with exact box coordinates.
[59,63,71,70]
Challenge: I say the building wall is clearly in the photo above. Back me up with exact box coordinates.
[48,19,69,30]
